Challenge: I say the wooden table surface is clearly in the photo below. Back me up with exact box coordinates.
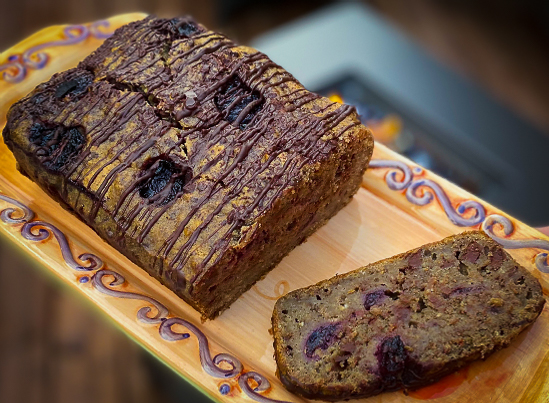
[0,1,547,402]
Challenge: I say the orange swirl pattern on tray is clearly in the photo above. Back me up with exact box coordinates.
[369,159,548,275]
[2,157,548,400]
[369,160,486,227]
[0,15,291,402]
[0,21,114,84]
[0,15,547,403]
[0,191,291,403]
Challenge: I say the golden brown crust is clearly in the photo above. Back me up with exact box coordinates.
[2,16,374,319]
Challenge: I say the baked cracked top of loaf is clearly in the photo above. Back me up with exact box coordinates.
[3,16,374,318]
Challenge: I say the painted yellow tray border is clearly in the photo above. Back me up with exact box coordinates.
[0,14,548,403]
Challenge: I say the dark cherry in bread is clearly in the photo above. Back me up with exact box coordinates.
[272,231,545,401]
[2,16,374,319]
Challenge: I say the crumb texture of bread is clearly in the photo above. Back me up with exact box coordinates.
[2,16,373,319]
[272,231,545,401]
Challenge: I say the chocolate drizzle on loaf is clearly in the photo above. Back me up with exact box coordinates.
[214,74,264,128]
[54,71,93,99]
[272,232,545,401]
[29,122,86,172]
[136,157,193,205]
[3,16,374,319]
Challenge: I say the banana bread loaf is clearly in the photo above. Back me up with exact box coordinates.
[272,231,545,400]
[3,16,374,319]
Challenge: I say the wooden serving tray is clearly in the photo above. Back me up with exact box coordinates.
[0,14,547,403]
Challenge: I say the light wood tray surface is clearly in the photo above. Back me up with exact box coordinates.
[0,13,547,403]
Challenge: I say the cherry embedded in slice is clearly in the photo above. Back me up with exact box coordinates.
[489,248,505,270]
[408,250,423,269]
[364,290,385,310]
[460,242,481,264]
[376,335,407,380]
[305,323,339,359]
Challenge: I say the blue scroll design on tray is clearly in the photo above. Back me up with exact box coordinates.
[0,194,103,270]
[369,159,486,226]
[0,20,113,84]
[482,214,549,273]
[0,192,289,402]
[369,159,548,274]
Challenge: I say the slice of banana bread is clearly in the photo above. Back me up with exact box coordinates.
[272,231,545,401]
[2,16,374,319]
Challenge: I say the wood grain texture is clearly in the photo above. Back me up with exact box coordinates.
[0,13,548,403]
